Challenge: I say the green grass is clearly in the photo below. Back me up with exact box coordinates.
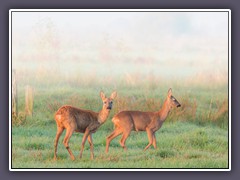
[11,121,228,169]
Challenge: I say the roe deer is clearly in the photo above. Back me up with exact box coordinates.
[54,91,117,160]
[106,88,180,153]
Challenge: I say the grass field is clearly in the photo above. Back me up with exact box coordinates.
[11,72,229,169]
[12,122,228,169]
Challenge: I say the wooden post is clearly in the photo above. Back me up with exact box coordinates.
[25,85,34,117]
[12,70,18,116]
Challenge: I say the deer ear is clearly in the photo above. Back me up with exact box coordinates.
[168,88,172,97]
[110,91,117,100]
[100,91,106,100]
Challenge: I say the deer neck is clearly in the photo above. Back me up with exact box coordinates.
[158,99,171,122]
[98,109,110,124]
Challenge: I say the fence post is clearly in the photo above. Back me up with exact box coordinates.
[12,69,18,116]
[25,85,34,117]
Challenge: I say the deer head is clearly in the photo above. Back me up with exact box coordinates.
[167,88,181,109]
[100,91,117,110]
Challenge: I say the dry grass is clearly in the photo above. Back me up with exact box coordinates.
[11,65,228,129]
[12,112,26,126]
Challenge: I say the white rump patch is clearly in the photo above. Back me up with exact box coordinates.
[112,118,119,123]
[56,115,62,121]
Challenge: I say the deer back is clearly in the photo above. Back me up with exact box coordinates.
[55,105,99,133]
[113,111,158,131]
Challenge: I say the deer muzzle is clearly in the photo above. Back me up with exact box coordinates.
[107,106,112,110]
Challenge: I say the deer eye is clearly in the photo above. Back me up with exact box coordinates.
[104,101,107,104]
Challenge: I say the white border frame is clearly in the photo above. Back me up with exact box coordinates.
[9,9,231,171]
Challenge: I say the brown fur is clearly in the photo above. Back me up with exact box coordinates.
[106,88,181,153]
[54,91,117,160]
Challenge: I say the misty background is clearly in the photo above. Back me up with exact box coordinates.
[12,11,229,87]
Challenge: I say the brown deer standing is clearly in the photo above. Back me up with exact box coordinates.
[106,88,180,153]
[54,91,117,160]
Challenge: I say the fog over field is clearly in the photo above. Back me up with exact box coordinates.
[12,11,228,85]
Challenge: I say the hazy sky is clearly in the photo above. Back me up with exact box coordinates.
[12,11,228,36]
[11,10,229,80]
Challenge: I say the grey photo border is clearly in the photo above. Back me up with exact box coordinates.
[9,9,231,172]
[0,0,239,179]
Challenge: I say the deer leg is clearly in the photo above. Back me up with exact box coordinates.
[152,133,157,149]
[144,128,153,151]
[120,130,131,151]
[54,126,64,160]
[87,134,94,160]
[106,128,123,153]
[63,128,75,160]
[79,129,90,159]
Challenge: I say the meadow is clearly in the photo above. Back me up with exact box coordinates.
[11,64,229,169]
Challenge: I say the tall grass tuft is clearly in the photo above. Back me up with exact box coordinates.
[12,112,26,126]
